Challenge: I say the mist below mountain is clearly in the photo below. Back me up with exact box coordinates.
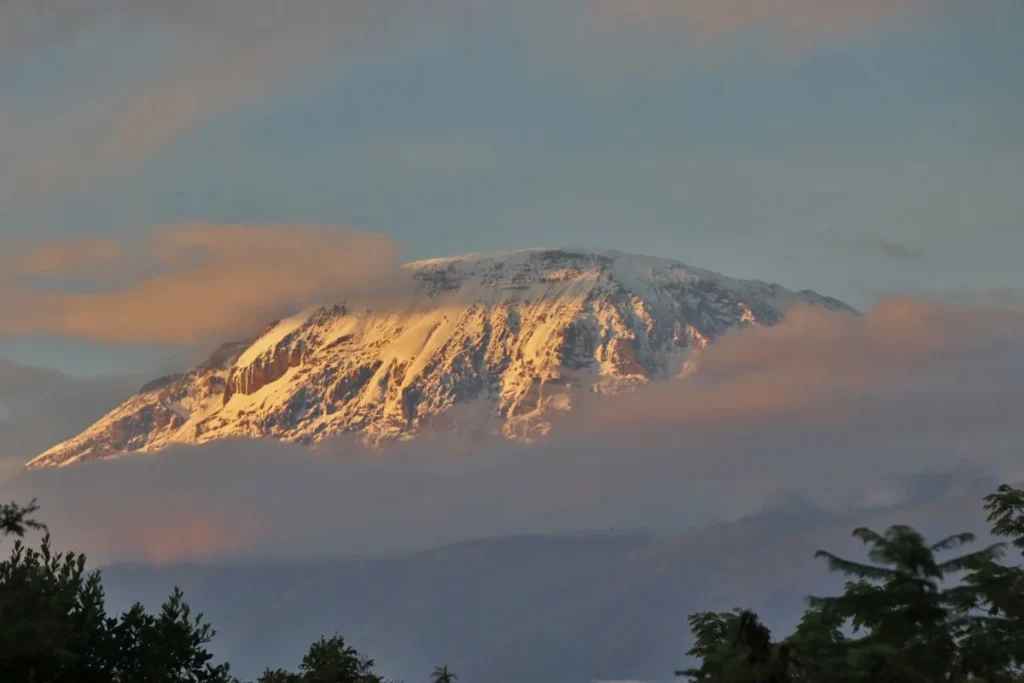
[99,484,995,683]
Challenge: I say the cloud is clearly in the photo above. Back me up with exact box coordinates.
[0,360,140,483]
[939,288,1024,312]
[869,239,927,261]
[598,0,947,48]
[0,0,965,202]
[0,359,69,401]
[3,296,1023,565]
[0,1,407,56]
[574,298,1024,430]
[364,137,500,186]
[0,222,407,344]
[0,1,445,199]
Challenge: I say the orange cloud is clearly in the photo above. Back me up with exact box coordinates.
[67,511,263,565]
[0,222,406,344]
[133,518,261,565]
[0,1,427,199]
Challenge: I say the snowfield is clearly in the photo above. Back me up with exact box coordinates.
[27,248,853,468]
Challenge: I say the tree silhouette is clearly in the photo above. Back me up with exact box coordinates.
[810,525,1006,680]
[1,500,233,683]
[0,499,45,539]
[430,664,458,683]
[677,609,790,682]
[293,633,386,683]
[680,490,1024,683]
[984,484,1024,555]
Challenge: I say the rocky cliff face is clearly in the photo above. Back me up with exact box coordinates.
[27,249,854,468]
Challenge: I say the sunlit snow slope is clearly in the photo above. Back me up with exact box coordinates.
[28,249,854,468]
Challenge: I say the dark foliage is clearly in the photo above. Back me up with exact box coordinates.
[680,485,1024,682]
[0,497,451,682]
[0,499,45,538]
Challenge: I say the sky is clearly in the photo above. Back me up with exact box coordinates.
[0,0,1021,376]
[2,8,1024,675]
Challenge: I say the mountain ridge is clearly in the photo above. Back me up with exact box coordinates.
[27,248,854,468]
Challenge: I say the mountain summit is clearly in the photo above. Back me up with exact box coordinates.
[27,249,853,468]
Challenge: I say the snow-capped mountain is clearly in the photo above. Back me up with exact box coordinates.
[27,249,854,468]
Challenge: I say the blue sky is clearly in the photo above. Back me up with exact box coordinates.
[1,0,1022,375]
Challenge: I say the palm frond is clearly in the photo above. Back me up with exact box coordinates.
[930,532,976,553]
[947,614,1014,628]
[937,543,1007,573]
[851,527,885,546]
[809,591,894,619]
[813,551,900,580]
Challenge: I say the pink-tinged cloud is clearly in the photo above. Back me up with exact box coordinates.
[600,0,943,47]
[0,222,406,344]
[90,516,262,565]
[572,298,1024,431]
[0,0,432,199]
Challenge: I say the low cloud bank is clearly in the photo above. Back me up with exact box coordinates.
[2,297,1023,564]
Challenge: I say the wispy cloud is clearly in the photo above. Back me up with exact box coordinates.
[364,137,500,186]
[0,0,966,202]
[870,239,927,261]
[0,359,139,483]
[0,1,438,199]
[0,222,406,344]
